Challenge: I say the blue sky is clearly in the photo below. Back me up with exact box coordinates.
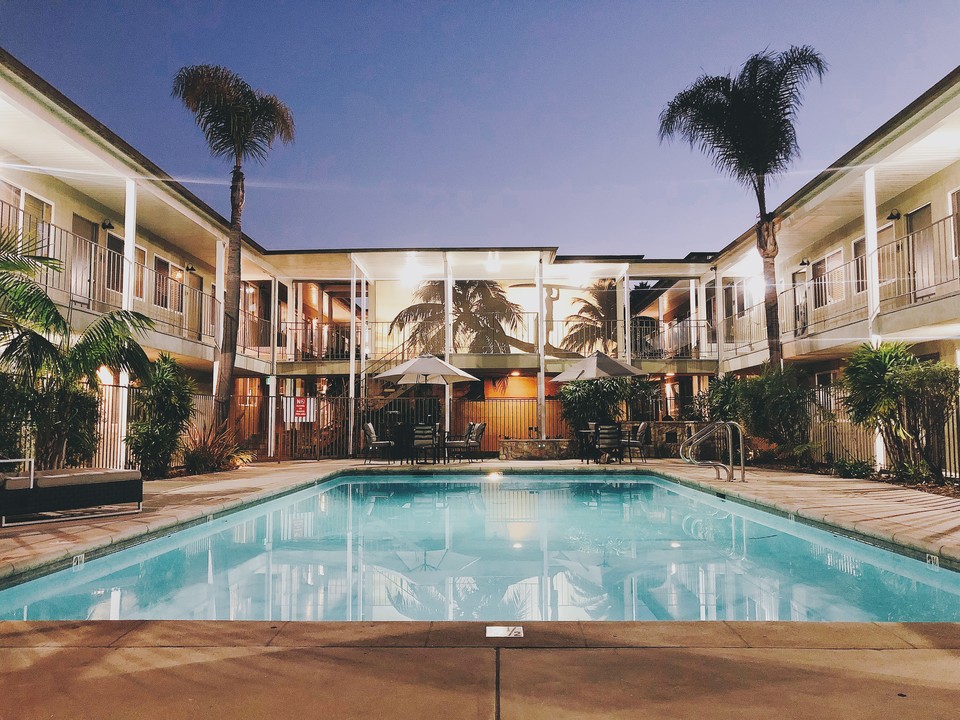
[2,1,959,257]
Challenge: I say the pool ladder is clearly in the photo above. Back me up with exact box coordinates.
[679,421,746,482]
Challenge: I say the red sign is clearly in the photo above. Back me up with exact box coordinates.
[293,397,307,419]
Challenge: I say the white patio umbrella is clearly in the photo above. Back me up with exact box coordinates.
[374,353,479,385]
[551,350,647,383]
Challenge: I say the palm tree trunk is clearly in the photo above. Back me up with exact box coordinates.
[215,165,244,428]
[754,181,782,367]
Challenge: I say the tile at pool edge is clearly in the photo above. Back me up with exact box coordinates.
[727,621,912,648]
[0,620,144,647]
[114,620,284,647]
[271,621,432,647]
[882,623,960,648]
[579,621,747,648]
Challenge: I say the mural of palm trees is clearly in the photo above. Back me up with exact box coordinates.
[561,279,619,355]
[389,280,525,354]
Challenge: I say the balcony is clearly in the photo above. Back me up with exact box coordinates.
[779,254,869,341]
[631,319,716,360]
[1,198,222,348]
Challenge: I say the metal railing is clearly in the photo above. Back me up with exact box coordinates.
[631,319,716,360]
[679,421,745,482]
[877,213,960,312]
[779,256,869,338]
[237,310,272,360]
[278,321,357,362]
[726,302,767,352]
[0,198,222,345]
[544,318,621,357]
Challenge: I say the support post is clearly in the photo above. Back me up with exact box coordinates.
[267,277,279,459]
[444,254,453,432]
[117,178,137,469]
[536,253,547,439]
[622,274,632,364]
[616,275,626,360]
[348,261,357,456]
[863,167,882,345]
[715,266,725,371]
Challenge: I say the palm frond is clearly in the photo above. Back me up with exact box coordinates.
[0,325,63,380]
[68,310,153,381]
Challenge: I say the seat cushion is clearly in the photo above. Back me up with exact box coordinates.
[2,468,141,491]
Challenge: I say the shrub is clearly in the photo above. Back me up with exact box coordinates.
[705,373,741,421]
[832,456,874,479]
[0,373,28,459]
[31,381,100,469]
[182,424,255,475]
[126,354,196,479]
[737,365,813,462]
[896,362,960,484]
[557,377,653,431]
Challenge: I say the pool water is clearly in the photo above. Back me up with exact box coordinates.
[1,474,958,622]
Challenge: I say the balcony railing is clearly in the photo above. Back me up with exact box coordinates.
[237,310,272,360]
[726,301,767,352]
[779,255,869,339]
[877,213,960,312]
[631,319,716,360]
[278,321,358,362]
[0,198,221,345]
[544,319,621,357]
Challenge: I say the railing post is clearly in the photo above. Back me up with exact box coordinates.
[348,259,357,456]
[537,252,547,439]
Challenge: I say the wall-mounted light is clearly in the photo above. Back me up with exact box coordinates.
[101,219,114,230]
[185,264,196,273]
[799,257,810,267]
[886,209,901,221]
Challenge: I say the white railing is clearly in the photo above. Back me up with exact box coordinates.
[779,255,869,338]
[877,213,960,312]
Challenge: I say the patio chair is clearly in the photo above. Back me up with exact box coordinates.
[362,423,394,464]
[464,422,486,462]
[444,422,477,463]
[622,421,649,463]
[412,424,438,464]
[594,424,623,464]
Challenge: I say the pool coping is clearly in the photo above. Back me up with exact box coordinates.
[0,459,959,591]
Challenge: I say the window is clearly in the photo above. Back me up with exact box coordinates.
[812,250,843,308]
[169,263,185,313]
[853,238,866,294]
[154,257,170,309]
[106,234,124,293]
[134,247,146,300]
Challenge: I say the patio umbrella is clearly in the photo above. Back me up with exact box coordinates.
[551,350,647,383]
[374,353,479,385]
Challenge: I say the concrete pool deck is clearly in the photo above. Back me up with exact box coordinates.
[2,459,960,718]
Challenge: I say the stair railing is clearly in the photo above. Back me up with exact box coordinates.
[679,421,746,482]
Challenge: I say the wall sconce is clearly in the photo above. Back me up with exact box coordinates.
[886,209,901,221]
[185,264,196,273]
[101,219,114,230]
[799,257,810,267]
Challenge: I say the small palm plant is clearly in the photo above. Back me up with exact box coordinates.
[126,354,196,479]
[0,227,152,469]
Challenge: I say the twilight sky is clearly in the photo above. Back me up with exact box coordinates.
[2,1,959,257]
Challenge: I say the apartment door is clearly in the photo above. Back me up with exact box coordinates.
[792,270,808,336]
[907,204,934,299]
[70,214,98,306]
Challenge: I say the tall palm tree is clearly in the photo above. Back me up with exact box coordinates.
[0,228,152,468]
[561,279,620,355]
[659,46,826,366]
[173,65,295,427]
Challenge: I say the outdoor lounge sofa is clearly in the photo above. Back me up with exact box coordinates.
[0,459,143,527]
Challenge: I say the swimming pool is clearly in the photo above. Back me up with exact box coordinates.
[1,473,958,622]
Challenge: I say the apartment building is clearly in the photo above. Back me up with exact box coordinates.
[2,45,959,462]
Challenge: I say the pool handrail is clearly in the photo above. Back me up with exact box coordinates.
[679,421,745,482]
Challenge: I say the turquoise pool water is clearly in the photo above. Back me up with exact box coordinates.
[1,473,958,622]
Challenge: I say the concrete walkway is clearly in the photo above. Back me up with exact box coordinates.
[2,620,960,719]
[3,459,960,718]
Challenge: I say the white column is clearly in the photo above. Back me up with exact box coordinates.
[863,167,881,346]
[863,167,885,469]
[689,279,699,351]
[360,272,368,400]
[714,267,725,370]
[622,275,632,364]
[616,276,626,359]
[212,240,227,393]
[117,178,137,469]
[347,261,357,456]
[444,253,453,432]
[696,276,708,353]
[267,277,279,458]
[536,253,546,439]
